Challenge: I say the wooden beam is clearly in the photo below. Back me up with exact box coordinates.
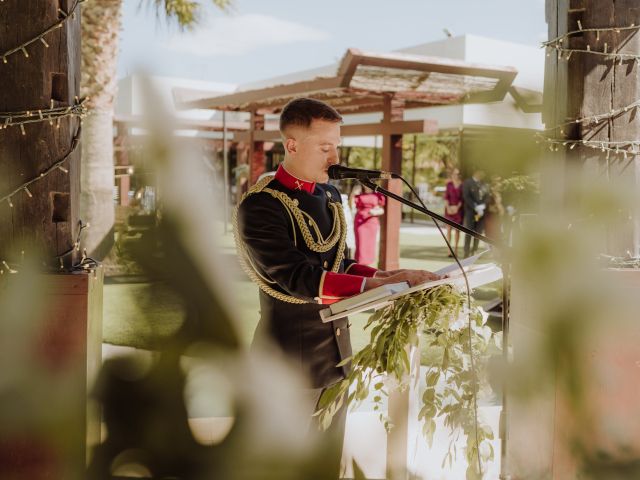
[336,48,363,88]
[508,86,544,113]
[113,114,274,132]
[180,77,343,111]
[355,50,518,81]
[343,119,438,136]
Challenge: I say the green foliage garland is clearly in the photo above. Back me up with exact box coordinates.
[315,284,500,479]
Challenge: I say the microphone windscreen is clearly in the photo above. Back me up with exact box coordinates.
[327,165,344,180]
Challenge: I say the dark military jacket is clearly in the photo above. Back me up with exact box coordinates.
[237,174,364,388]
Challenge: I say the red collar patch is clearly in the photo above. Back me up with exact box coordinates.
[275,165,316,193]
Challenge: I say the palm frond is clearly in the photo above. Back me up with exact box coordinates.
[139,0,233,30]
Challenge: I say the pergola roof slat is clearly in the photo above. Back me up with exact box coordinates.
[176,48,518,114]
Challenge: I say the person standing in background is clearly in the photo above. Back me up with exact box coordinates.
[462,168,486,257]
[353,186,385,266]
[443,168,463,257]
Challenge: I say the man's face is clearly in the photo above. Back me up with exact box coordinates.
[284,119,341,183]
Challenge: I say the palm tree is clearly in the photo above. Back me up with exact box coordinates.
[80,0,231,258]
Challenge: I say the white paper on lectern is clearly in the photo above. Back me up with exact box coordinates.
[319,259,501,323]
[328,281,410,315]
[434,249,490,276]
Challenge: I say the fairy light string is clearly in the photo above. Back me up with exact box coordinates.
[1,0,86,65]
[1,220,95,275]
[1,1,93,273]
[540,21,640,146]
[542,21,640,63]
[0,97,88,134]
[543,98,640,134]
[1,126,82,208]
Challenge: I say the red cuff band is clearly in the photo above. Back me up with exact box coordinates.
[319,271,365,304]
[345,263,378,278]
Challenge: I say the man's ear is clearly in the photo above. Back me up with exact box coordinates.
[284,137,297,155]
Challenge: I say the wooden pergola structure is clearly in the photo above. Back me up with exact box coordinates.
[177,48,518,271]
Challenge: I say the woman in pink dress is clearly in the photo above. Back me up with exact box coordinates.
[353,187,386,265]
[444,168,463,257]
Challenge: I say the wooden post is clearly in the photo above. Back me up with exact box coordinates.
[608,0,640,255]
[0,4,103,480]
[0,0,82,267]
[410,135,418,224]
[506,1,640,478]
[223,111,230,232]
[373,135,379,170]
[542,0,640,246]
[249,110,265,185]
[574,0,640,254]
[378,95,404,271]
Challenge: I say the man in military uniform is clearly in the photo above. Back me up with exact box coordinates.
[236,98,440,477]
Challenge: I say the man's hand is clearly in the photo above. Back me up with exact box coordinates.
[364,269,443,290]
[374,269,409,279]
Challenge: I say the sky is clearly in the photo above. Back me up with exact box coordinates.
[117,0,547,86]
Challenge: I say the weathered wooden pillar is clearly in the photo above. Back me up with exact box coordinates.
[249,110,265,185]
[506,1,640,478]
[577,0,640,254]
[409,135,418,224]
[541,0,640,253]
[0,3,103,480]
[0,0,82,267]
[379,95,404,270]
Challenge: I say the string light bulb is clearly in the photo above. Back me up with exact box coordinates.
[0,98,87,133]
[1,127,81,209]
[1,0,83,65]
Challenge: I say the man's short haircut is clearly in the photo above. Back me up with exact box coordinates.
[279,97,342,135]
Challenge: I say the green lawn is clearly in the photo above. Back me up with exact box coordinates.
[103,222,497,352]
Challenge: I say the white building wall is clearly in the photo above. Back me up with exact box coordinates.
[399,35,544,132]
[115,75,244,138]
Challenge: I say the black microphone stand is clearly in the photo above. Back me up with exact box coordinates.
[360,178,511,479]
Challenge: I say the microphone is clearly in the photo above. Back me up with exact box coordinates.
[327,164,396,181]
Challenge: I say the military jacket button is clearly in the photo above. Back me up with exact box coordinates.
[336,327,341,336]
[323,260,328,268]
[326,191,332,199]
